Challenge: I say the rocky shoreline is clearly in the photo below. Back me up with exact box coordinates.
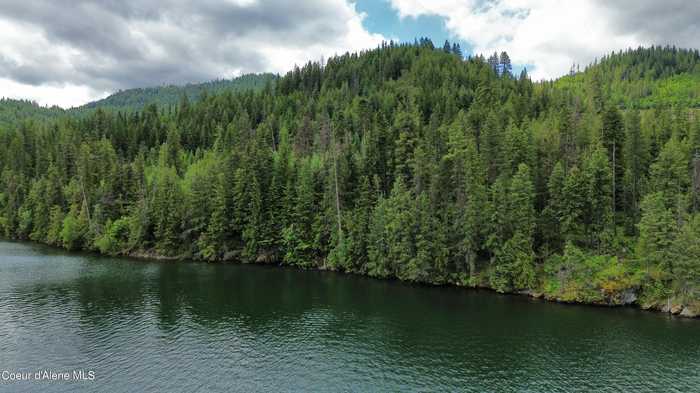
[517,289,699,318]
[125,246,700,319]
[8,239,699,319]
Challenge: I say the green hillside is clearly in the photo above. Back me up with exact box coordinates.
[0,98,65,129]
[76,73,276,113]
[0,74,277,130]
[555,46,700,109]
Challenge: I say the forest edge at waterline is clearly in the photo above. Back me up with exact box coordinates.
[1,44,700,321]
[4,237,698,319]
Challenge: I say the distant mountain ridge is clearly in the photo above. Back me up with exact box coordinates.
[0,73,276,129]
[0,98,65,129]
[555,46,700,108]
[3,47,700,131]
[78,73,276,112]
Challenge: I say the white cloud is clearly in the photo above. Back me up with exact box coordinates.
[0,78,107,108]
[250,1,385,72]
[0,19,110,106]
[388,0,675,80]
[0,0,385,108]
[5,0,695,107]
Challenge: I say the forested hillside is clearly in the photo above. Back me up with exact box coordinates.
[0,74,275,127]
[1,41,698,316]
[556,46,700,108]
[77,73,276,112]
[0,98,65,129]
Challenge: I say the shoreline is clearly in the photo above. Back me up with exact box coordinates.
[4,238,698,319]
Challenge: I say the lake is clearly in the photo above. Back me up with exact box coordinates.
[0,240,698,392]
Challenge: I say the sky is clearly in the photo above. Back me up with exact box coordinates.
[0,0,698,108]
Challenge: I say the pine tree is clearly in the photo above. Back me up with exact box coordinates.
[588,70,604,113]
[367,192,391,278]
[27,178,49,242]
[443,113,486,281]
[383,177,416,280]
[487,52,500,74]
[488,164,536,291]
[392,107,421,183]
[151,166,184,255]
[411,192,447,283]
[46,205,65,246]
[61,203,89,251]
[486,175,510,255]
[649,137,690,211]
[491,231,536,292]
[282,158,320,267]
[198,171,232,260]
[637,192,677,274]
[623,109,646,229]
[671,214,700,302]
[340,175,374,273]
[542,162,566,253]
[503,121,532,175]
[601,106,625,214]
[481,111,504,182]
[499,51,512,77]
[241,174,264,261]
[561,165,587,245]
[442,40,452,53]
[452,43,463,58]
[509,164,536,238]
[582,146,613,250]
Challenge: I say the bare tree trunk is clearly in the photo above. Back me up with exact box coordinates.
[612,143,616,235]
[467,251,476,286]
[693,153,700,212]
[333,138,342,240]
[271,127,276,151]
[80,177,92,227]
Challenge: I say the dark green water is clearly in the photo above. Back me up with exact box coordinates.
[0,241,698,392]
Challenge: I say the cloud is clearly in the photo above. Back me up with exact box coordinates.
[0,0,385,107]
[4,0,698,108]
[597,0,700,47]
[388,0,700,80]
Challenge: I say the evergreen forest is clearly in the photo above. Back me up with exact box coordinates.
[1,41,699,315]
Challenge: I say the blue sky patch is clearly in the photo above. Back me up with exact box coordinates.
[354,0,474,57]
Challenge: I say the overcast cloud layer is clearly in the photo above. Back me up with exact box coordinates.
[0,0,698,107]
[389,0,700,80]
[0,0,385,107]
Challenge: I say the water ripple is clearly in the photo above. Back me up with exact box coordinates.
[0,240,698,392]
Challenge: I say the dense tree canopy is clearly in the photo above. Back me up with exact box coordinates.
[556,46,700,109]
[78,73,276,113]
[1,41,698,313]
